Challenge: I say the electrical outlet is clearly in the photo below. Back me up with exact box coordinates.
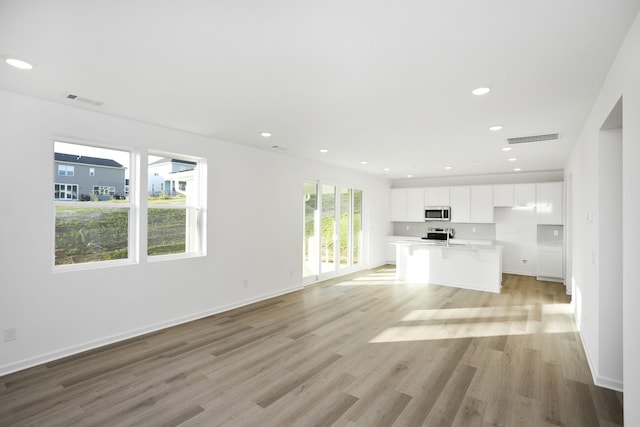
[553,229,559,236]
[243,279,249,288]
[472,227,476,233]
[4,327,17,342]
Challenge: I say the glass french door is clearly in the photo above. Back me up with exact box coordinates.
[320,184,336,274]
[303,183,319,280]
[303,182,363,283]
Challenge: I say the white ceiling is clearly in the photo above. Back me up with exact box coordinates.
[1,1,639,179]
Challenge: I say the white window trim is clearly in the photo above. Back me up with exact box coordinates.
[52,142,206,272]
[53,142,137,272]
[54,183,79,200]
[57,164,75,176]
[145,152,206,261]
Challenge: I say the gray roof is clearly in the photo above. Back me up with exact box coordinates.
[149,158,197,167]
[55,153,123,168]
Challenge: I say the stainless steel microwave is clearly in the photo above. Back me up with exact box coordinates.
[425,206,451,221]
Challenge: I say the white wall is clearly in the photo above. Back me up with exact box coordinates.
[598,128,623,386]
[0,89,391,375]
[565,9,640,424]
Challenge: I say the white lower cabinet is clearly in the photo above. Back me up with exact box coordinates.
[537,245,564,281]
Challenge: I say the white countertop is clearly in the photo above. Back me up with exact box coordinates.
[391,238,501,251]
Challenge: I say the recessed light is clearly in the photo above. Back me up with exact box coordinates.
[383,168,391,171]
[360,161,368,165]
[407,174,413,178]
[319,148,328,153]
[4,56,34,70]
[472,87,491,96]
[260,132,272,138]
[489,125,503,131]
[514,168,522,172]
[501,147,512,152]
[444,166,452,170]
[508,157,518,162]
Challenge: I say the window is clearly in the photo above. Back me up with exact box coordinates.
[57,165,75,176]
[54,141,130,266]
[147,154,203,257]
[54,142,205,268]
[54,183,78,200]
[92,186,116,196]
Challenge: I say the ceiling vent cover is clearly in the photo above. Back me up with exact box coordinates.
[65,93,104,106]
[507,133,558,145]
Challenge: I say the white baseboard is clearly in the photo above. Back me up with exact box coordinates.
[578,328,624,392]
[502,270,535,276]
[536,275,565,284]
[0,285,302,377]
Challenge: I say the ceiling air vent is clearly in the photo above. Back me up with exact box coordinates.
[65,93,104,106]
[507,133,558,145]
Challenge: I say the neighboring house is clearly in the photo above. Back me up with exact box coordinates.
[54,153,126,201]
[148,158,197,198]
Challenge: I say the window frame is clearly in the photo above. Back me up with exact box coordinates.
[52,141,207,272]
[146,151,206,262]
[54,183,79,200]
[57,164,75,176]
[53,140,137,272]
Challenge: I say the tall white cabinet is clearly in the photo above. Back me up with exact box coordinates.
[536,182,563,224]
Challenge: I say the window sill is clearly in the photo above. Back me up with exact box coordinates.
[147,252,206,263]
[52,258,136,273]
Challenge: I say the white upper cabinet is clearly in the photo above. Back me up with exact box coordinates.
[390,188,424,222]
[406,188,425,222]
[450,186,471,223]
[470,185,494,223]
[536,182,563,224]
[450,186,492,223]
[390,188,407,221]
[391,181,562,224]
[493,184,514,207]
[514,183,536,207]
[424,186,450,206]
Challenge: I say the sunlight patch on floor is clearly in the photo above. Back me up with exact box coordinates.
[335,272,401,286]
[369,303,575,343]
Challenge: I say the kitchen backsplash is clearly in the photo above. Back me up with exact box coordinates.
[392,222,496,241]
[537,224,564,245]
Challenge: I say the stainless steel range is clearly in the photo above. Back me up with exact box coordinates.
[422,227,455,242]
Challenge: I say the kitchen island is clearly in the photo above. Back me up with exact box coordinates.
[393,240,503,293]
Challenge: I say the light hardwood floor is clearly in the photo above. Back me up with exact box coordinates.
[0,268,623,426]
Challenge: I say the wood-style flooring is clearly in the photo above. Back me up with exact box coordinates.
[0,268,624,426]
